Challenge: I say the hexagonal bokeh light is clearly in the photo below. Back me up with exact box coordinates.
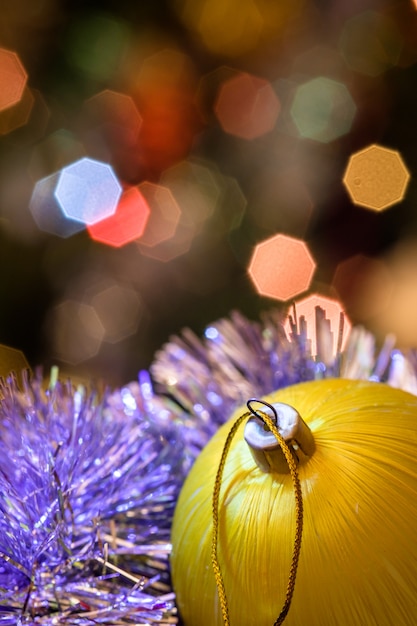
[66,13,129,82]
[137,181,181,247]
[84,89,142,145]
[0,86,34,135]
[173,0,305,57]
[290,76,356,142]
[55,157,122,225]
[176,0,263,57]
[214,72,280,139]
[285,294,351,357]
[160,158,221,230]
[248,234,316,300]
[49,299,105,365]
[87,186,150,248]
[91,284,142,343]
[29,172,86,238]
[0,344,30,384]
[343,144,410,210]
[0,48,27,112]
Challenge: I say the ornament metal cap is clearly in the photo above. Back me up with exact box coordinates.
[244,398,316,473]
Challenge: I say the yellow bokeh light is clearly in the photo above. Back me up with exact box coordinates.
[343,144,410,211]
[248,234,316,301]
[0,344,30,386]
[172,0,306,57]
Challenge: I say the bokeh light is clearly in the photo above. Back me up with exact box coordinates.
[66,13,130,81]
[0,48,27,113]
[0,344,29,384]
[132,48,201,175]
[369,239,417,347]
[173,0,306,57]
[49,299,105,365]
[332,254,393,322]
[285,294,351,357]
[0,86,34,135]
[9,87,50,145]
[290,77,356,143]
[29,172,85,238]
[84,89,142,145]
[343,144,410,211]
[90,283,142,343]
[214,72,280,139]
[160,158,221,231]
[217,175,247,234]
[80,89,143,181]
[55,157,122,225]
[136,182,181,248]
[87,186,150,248]
[339,10,403,77]
[248,234,316,300]
[174,0,263,57]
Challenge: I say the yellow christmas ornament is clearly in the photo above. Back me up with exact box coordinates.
[171,378,417,625]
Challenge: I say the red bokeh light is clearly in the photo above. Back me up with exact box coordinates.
[214,72,280,139]
[87,186,150,247]
[132,49,203,175]
[248,234,315,300]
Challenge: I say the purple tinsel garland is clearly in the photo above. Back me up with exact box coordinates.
[1,306,417,624]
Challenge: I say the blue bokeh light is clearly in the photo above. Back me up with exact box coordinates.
[29,172,85,238]
[54,157,122,225]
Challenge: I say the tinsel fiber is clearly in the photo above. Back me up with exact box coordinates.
[1,306,417,624]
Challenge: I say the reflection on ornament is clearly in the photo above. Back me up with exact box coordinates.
[171,378,417,625]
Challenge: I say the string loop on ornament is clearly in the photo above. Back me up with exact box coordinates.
[246,398,278,426]
[211,401,304,626]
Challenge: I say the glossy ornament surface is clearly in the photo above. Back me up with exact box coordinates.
[171,378,417,626]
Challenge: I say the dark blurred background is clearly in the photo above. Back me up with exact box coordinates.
[0,0,417,386]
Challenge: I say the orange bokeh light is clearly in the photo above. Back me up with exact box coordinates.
[0,48,27,113]
[214,72,280,139]
[87,186,150,247]
[342,144,410,211]
[248,234,315,300]
[284,294,351,357]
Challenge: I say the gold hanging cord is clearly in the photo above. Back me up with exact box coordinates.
[211,399,304,626]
